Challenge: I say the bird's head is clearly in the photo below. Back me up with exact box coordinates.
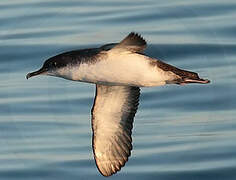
[26,55,74,79]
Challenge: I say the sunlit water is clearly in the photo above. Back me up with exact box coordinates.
[1,0,236,179]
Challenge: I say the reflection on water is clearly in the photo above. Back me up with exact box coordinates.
[1,0,236,179]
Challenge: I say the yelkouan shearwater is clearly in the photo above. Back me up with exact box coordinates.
[26,32,210,177]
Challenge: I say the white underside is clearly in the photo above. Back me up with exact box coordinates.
[55,50,178,87]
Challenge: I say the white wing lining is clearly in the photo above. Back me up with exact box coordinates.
[91,85,140,176]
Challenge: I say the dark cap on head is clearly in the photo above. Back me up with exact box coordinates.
[26,54,71,79]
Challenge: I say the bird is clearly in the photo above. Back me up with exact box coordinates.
[26,32,210,177]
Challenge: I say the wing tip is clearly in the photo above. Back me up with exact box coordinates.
[94,147,132,177]
[114,32,147,52]
[128,32,147,46]
[95,156,130,177]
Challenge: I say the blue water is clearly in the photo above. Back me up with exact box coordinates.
[1,0,236,179]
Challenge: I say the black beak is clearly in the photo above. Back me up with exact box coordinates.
[26,68,47,79]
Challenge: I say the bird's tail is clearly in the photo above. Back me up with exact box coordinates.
[151,60,210,85]
[172,69,210,85]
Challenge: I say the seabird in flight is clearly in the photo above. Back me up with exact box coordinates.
[26,32,210,176]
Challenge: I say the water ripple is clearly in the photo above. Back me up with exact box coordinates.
[1,0,236,179]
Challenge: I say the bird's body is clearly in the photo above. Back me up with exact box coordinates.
[27,32,210,177]
[54,49,179,87]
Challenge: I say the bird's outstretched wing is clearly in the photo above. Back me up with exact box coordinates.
[91,84,140,176]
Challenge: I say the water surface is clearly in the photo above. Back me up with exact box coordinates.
[1,0,236,179]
